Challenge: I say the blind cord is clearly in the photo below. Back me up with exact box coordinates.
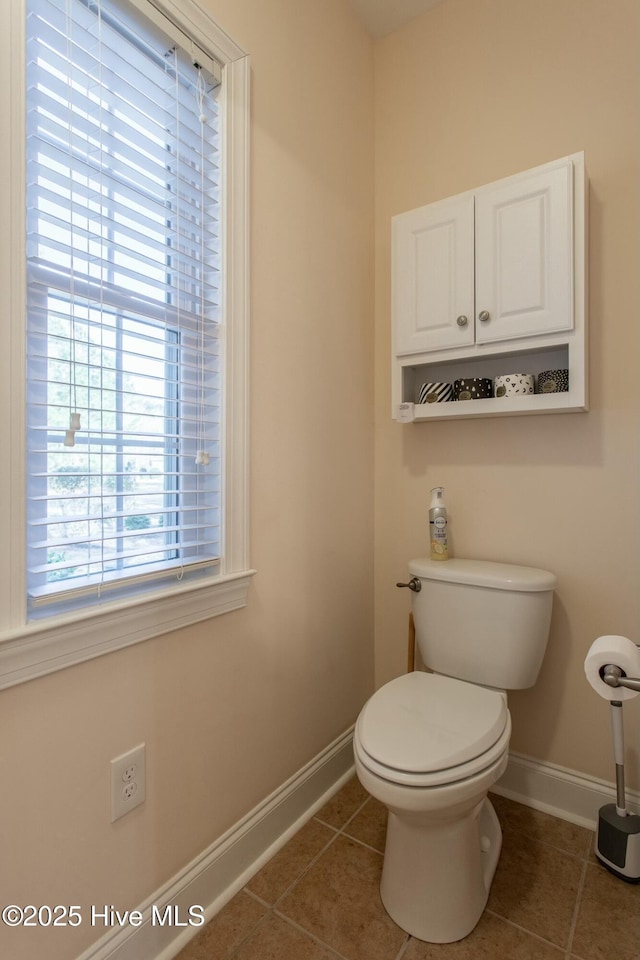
[171,45,185,582]
[97,0,106,600]
[194,64,210,467]
[64,0,80,449]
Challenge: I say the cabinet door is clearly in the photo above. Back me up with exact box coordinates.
[474,160,573,344]
[392,194,474,355]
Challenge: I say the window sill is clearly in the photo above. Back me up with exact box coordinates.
[0,569,256,690]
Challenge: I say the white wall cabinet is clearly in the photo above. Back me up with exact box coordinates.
[391,153,587,421]
[393,193,475,354]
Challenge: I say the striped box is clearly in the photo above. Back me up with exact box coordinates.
[418,382,453,404]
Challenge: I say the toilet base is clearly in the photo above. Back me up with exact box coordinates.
[380,796,502,943]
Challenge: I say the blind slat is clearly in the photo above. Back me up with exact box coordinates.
[28,556,221,607]
[28,548,220,574]
[28,185,221,277]
[27,262,222,328]
[27,149,220,243]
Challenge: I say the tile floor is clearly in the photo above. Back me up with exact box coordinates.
[176,777,639,960]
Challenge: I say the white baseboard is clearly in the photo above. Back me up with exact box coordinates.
[75,727,356,960]
[493,750,640,829]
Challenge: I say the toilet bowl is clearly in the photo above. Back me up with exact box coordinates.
[353,558,556,944]
[354,671,511,943]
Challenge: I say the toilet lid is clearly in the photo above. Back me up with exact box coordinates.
[357,672,508,776]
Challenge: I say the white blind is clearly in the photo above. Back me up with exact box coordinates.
[25,0,224,611]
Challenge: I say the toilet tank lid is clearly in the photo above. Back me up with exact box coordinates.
[408,558,556,592]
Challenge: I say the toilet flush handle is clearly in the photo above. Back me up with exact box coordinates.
[396,577,421,592]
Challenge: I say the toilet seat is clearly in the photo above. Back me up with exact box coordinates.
[355,672,511,788]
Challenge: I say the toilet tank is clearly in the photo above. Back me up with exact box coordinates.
[408,558,556,690]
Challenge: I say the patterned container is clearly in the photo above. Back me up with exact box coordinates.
[494,373,535,398]
[537,369,569,393]
[454,378,493,401]
[418,382,453,404]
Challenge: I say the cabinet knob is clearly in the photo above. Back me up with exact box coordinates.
[456,315,468,327]
[478,310,490,322]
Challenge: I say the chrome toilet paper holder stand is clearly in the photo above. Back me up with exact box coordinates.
[596,647,640,883]
[602,662,640,692]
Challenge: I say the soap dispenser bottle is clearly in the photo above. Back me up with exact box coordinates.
[429,486,449,561]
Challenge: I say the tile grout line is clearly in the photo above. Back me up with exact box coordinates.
[232,888,351,960]
[483,908,567,954]
[224,908,274,960]
[315,796,388,857]
[242,797,380,910]
[563,856,589,959]
[240,796,391,960]
[243,822,342,911]
[314,793,373,835]
[564,823,594,960]
[492,820,596,864]
[236,823,345,957]
[242,795,380,918]
[271,908,354,960]
[518,834,595,864]
[258,797,385,908]
[392,934,412,960]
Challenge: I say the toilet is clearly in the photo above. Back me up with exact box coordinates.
[353,557,556,944]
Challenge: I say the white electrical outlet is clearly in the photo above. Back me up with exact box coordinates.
[110,744,146,822]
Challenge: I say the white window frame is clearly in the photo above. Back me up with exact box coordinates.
[0,0,253,690]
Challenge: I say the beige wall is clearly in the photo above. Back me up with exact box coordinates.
[0,3,374,958]
[374,0,639,787]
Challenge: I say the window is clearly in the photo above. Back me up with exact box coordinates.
[0,0,251,686]
[26,0,225,613]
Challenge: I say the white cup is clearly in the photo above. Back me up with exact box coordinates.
[494,374,534,398]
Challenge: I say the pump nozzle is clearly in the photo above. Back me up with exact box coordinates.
[430,486,445,507]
